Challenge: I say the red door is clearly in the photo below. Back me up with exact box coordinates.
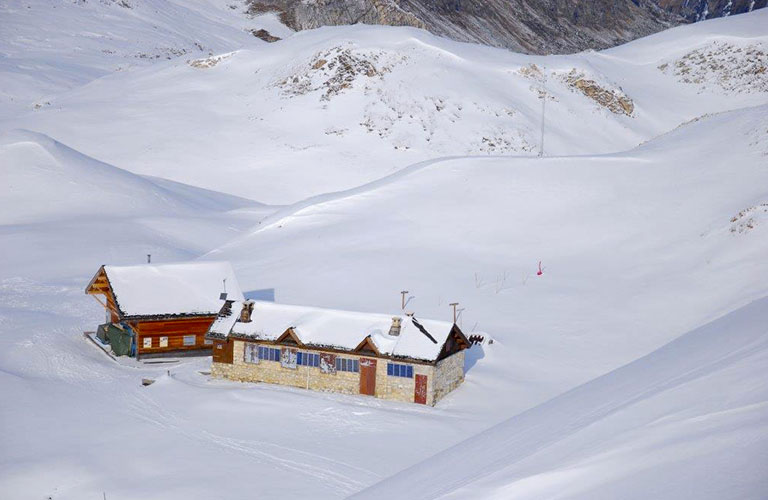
[359,358,377,396]
[415,374,428,404]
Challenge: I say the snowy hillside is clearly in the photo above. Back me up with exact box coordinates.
[0,129,271,281]
[0,7,767,500]
[351,296,768,499]
[0,0,290,116]
[2,9,766,202]
[209,104,768,414]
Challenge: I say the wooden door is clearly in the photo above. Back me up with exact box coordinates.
[359,358,377,396]
[212,339,233,364]
[414,374,428,405]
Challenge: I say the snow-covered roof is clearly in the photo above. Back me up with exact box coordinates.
[102,261,243,318]
[210,300,464,362]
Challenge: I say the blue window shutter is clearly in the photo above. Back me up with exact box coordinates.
[407,366,413,378]
[353,360,359,372]
[297,352,303,365]
[387,363,393,376]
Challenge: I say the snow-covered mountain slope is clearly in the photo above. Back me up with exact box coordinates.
[0,130,272,281]
[208,104,768,415]
[0,105,764,499]
[1,11,767,500]
[0,0,290,116]
[350,296,768,500]
[3,10,766,203]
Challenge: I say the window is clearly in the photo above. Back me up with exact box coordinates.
[244,343,259,364]
[143,337,152,349]
[297,351,320,367]
[335,357,360,373]
[257,346,281,362]
[387,363,413,378]
[183,335,196,346]
[204,338,213,345]
[159,336,168,348]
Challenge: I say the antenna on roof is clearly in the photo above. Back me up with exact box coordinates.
[450,302,459,324]
[147,254,151,264]
[400,290,409,310]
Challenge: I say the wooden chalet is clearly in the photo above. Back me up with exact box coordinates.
[85,261,243,358]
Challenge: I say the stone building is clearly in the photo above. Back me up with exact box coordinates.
[207,300,470,406]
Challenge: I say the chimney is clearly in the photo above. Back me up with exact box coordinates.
[240,300,255,323]
[389,316,402,336]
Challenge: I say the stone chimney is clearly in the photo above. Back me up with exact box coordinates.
[389,316,402,336]
[240,300,255,323]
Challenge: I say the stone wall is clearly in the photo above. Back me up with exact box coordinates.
[211,340,465,406]
[433,350,465,405]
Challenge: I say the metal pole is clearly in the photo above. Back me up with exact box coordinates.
[450,303,459,323]
[401,290,409,310]
[539,70,547,158]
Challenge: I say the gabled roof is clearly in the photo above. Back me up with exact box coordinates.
[87,261,243,319]
[209,300,468,363]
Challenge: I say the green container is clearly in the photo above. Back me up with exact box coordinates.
[98,323,135,357]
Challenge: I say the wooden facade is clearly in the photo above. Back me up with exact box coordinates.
[132,317,215,355]
[86,265,218,357]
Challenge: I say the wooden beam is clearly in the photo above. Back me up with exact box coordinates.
[89,294,120,317]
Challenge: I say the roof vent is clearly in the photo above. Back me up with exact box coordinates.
[389,317,402,336]
[219,292,228,301]
[240,300,255,323]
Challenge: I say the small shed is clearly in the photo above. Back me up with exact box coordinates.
[85,261,243,358]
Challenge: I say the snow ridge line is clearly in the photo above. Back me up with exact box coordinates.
[205,144,644,258]
[204,155,469,255]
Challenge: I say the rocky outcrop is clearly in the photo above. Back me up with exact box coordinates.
[562,70,635,116]
[658,42,768,94]
[247,0,426,33]
[655,0,767,22]
[246,0,682,54]
[245,0,766,54]
[249,28,281,42]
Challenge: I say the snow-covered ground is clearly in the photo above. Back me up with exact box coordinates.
[0,4,767,500]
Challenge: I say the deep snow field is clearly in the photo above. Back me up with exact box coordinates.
[1,2,767,499]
